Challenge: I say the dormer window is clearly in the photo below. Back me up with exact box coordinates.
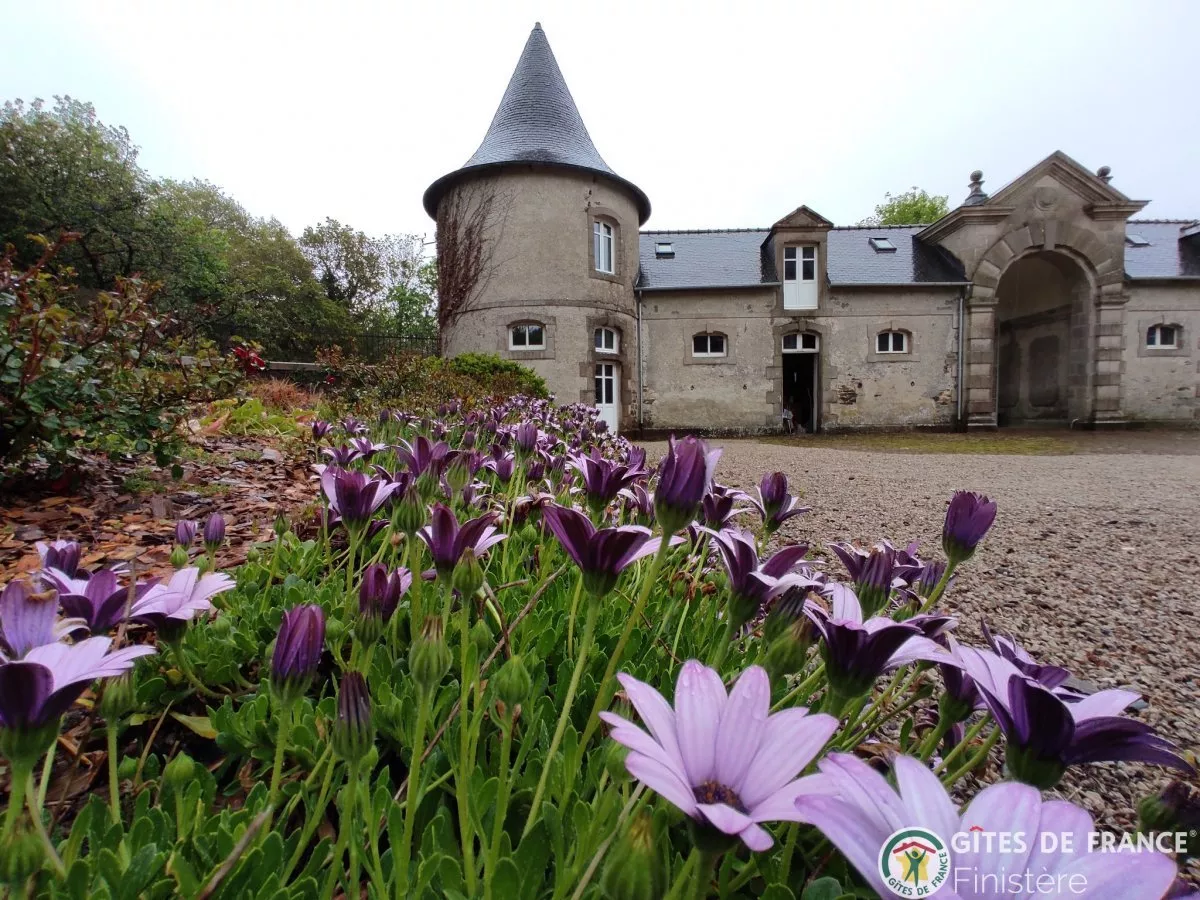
[654,242,674,258]
[869,237,896,252]
[509,323,545,350]
[1126,234,1151,247]
[1146,324,1179,349]
[593,220,614,274]
[783,245,818,310]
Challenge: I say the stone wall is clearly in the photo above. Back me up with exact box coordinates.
[439,167,641,426]
[637,286,962,432]
[1122,283,1200,422]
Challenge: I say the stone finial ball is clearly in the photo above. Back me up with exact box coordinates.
[1097,165,1112,177]
[970,170,983,182]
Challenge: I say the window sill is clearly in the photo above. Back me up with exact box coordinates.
[506,348,554,361]
[866,351,920,363]
[684,355,734,366]
[589,268,623,285]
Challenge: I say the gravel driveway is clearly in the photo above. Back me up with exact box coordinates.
[641,433,1200,834]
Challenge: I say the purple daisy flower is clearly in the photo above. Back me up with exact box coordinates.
[203,513,226,553]
[654,436,721,534]
[271,604,325,701]
[395,435,451,478]
[322,444,362,467]
[320,467,402,528]
[980,622,1071,691]
[130,568,235,637]
[0,637,157,734]
[541,504,675,598]
[745,473,811,534]
[358,564,412,624]
[793,751,1184,900]
[956,647,1192,789]
[0,580,78,658]
[601,662,837,851]
[708,528,814,632]
[569,450,645,515]
[311,420,333,442]
[36,540,83,579]
[417,503,506,578]
[41,569,156,635]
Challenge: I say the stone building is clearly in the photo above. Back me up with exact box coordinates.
[424,23,1200,433]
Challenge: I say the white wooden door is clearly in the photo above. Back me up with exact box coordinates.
[594,362,619,433]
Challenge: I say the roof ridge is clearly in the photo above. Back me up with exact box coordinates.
[1128,218,1198,225]
[832,224,925,230]
[640,228,769,235]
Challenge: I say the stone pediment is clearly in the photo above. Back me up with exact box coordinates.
[919,151,1148,244]
[772,205,834,231]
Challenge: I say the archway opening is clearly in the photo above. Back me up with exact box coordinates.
[994,251,1092,426]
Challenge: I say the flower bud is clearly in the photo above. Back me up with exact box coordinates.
[394,492,426,536]
[0,830,45,887]
[270,605,326,705]
[762,618,813,685]
[100,673,136,721]
[247,547,261,566]
[416,471,440,503]
[203,513,226,553]
[600,813,661,900]
[451,549,484,599]
[175,520,197,547]
[169,545,190,569]
[494,654,531,709]
[164,752,197,791]
[332,672,375,764]
[274,513,289,537]
[1139,781,1200,859]
[445,459,470,497]
[410,616,452,695]
[942,491,997,566]
[469,619,492,658]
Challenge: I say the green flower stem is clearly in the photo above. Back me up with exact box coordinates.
[344,529,361,604]
[106,723,122,825]
[363,775,388,899]
[2,759,32,845]
[345,760,362,900]
[23,769,65,880]
[917,560,957,614]
[663,848,701,900]
[320,770,354,899]
[707,616,737,671]
[579,537,672,750]
[36,737,57,811]
[942,726,1001,786]
[485,712,516,900]
[770,662,826,713]
[173,645,223,699]
[778,823,800,885]
[840,690,927,751]
[456,599,478,896]
[403,539,420,630]
[265,534,281,588]
[565,571,584,657]
[523,597,600,839]
[396,689,433,896]
[265,699,294,832]
[935,714,991,775]
[282,754,339,882]
[917,715,956,761]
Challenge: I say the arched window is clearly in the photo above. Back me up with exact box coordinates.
[782,332,819,353]
[875,330,909,354]
[594,327,620,353]
[509,322,545,350]
[1146,324,1179,349]
[692,333,727,357]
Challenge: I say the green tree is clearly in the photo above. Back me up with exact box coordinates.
[859,187,950,226]
[300,218,429,315]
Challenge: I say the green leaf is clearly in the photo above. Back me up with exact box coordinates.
[761,886,796,900]
[171,712,218,739]
[166,852,201,899]
[801,877,845,900]
[491,857,522,898]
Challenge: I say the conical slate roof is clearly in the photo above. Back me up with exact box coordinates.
[423,23,651,223]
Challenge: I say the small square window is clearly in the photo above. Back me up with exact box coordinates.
[594,327,618,352]
[1126,234,1150,247]
[869,237,896,252]
[692,333,726,357]
[801,332,818,351]
[782,334,798,351]
[1147,324,1178,349]
[510,324,545,350]
[654,242,674,258]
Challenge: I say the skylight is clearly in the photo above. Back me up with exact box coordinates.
[1125,234,1150,247]
[869,237,896,252]
[655,242,675,258]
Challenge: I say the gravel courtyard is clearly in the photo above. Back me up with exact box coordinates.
[643,432,1200,832]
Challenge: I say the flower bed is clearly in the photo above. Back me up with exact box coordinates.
[1,396,1196,898]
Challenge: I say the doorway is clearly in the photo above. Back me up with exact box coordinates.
[781,332,819,433]
[594,362,619,433]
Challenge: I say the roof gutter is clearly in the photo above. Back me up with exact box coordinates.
[637,282,781,293]
[635,288,645,433]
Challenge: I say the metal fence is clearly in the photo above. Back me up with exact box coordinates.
[210,324,439,364]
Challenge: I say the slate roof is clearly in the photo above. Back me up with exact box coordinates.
[637,226,967,291]
[423,23,651,223]
[1124,220,1200,279]
[637,221,1200,291]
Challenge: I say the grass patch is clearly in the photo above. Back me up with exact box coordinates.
[120,467,158,494]
[757,432,1076,455]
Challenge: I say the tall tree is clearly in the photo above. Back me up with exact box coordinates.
[299,218,427,314]
[858,188,950,226]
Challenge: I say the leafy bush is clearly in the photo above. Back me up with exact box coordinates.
[246,376,317,412]
[202,397,308,437]
[447,352,548,398]
[0,236,242,480]
[317,348,547,414]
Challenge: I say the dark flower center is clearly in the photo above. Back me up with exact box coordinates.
[693,780,746,812]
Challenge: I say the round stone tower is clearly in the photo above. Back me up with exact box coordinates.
[423,23,650,432]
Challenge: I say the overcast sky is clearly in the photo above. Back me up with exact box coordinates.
[6,0,1198,241]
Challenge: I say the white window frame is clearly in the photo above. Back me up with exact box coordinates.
[784,245,817,283]
[692,333,727,358]
[875,330,909,354]
[782,332,819,353]
[509,323,546,351]
[1146,324,1179,349]
[593,220,615,274]
[594,326,619,354]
